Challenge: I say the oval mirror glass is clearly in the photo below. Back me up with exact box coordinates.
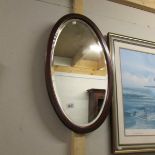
[45,14,113,133]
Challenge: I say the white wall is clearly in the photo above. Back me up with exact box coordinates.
[0,0,70,155]
[53,56,107,125]
[1,0,155,155]
[54,72,107,124]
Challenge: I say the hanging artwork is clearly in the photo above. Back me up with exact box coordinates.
[109,33,155,153]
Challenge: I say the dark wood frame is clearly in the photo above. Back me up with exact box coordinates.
[45,13,113,133]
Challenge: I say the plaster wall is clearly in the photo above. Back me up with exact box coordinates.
[54,72,107,124]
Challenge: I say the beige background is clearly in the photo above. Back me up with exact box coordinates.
[1,0,155,155]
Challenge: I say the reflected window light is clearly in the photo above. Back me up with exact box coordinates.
[99,68,104,70]
[72,21,77,25]
[89,44,102,53]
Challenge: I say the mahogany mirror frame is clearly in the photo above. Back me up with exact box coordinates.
[45,13,113,133]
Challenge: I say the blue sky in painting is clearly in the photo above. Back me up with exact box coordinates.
[120,48,155,88]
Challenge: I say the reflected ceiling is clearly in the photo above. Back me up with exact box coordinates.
[54,20,104,61]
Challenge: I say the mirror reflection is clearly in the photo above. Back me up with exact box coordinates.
[51,19,108,126]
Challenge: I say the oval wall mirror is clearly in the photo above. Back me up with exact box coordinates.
[45,13,113,133]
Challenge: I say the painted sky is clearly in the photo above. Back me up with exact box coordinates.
[120,48,155,88]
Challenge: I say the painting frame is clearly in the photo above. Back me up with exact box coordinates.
[109,33,155,154]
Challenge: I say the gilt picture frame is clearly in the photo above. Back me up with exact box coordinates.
[109,33,155,153]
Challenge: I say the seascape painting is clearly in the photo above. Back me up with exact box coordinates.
[120,48,155,130]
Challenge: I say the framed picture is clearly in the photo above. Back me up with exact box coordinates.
[109,33,155,154]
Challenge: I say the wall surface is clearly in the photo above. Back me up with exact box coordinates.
[54,72,107,124]
[1,0,155,155]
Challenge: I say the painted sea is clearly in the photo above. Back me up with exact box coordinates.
[124,87,155,129]
[119,48,155,130]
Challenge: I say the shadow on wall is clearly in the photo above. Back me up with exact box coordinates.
[31,23,70,143]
